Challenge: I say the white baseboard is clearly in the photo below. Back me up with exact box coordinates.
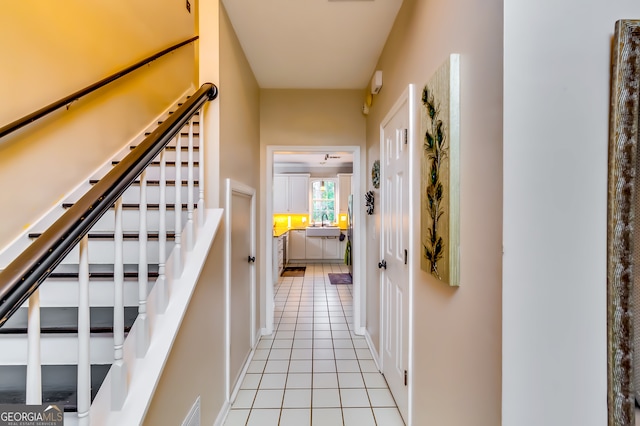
[213,400,230,426]
[364,329,382,372]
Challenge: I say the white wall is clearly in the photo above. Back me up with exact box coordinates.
[503,1,640,424]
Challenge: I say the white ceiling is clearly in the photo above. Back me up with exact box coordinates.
[221,0,403,89]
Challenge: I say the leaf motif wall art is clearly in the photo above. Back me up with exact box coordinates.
[420,54,460,286]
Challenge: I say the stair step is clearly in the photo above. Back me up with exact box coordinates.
[111,160,199,167]
[143,131,199,137]
[0,307,138,334]
[89,179,198,186]
[62,202,189,210]
[29,231,176,240]
[129,146,199,153]
[0,364,110,412]
[48,263,159,280]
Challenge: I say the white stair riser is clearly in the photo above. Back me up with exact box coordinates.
[59,240,175,264]
[142,165,199,181]
[119,185,198,205]
[20,279,147,308]
[0,334,115,365]
[90,209,188,232]
[149,147,200,163]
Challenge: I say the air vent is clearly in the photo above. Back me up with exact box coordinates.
[182,396,201,426]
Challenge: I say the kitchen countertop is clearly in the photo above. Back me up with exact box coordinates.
[273,226,347,238]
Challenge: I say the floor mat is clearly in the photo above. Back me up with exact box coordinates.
[328,273,352,284]
[281,266,306,277]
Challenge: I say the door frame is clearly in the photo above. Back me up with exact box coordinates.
[378,85,416,423]
[224,178,257,400]
[264,145,364,335]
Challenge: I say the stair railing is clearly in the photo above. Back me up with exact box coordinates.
[0,82,218,422]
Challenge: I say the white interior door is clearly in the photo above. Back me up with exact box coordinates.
[225,179,256,400]
[380,94,410,423]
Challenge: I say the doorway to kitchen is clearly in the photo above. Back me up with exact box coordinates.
[264,146,363,338]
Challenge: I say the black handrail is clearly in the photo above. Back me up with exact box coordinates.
[0,82,218,327]
[0,36,199,139]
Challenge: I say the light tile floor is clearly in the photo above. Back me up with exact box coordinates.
[224,263,405,426]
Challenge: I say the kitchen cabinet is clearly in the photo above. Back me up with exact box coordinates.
[273,174,310,213]
[337,173,352,214]
[323,236,340,259]
[305,235,324,259]
[305,235,341,260]
[288,229,306,260]
[273,234,286,284]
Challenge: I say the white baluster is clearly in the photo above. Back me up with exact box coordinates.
[174,133,183,278]
[157,149,168,313]
[197,107,205,227]
[26,289,41,405]
[137,169,149,357]
[77,235,90,426]
[112,198,127,409]
[186,117,195,250]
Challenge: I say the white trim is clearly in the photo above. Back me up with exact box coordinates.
[378,85,415,424]
[265,145,363,335]
[364,328,382,372]
[224,179,257,400]
[213,400,230,426]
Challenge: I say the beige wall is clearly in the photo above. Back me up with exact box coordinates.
[364,0,503,424]
[0,1,195,249]
[219,1,262,356]
[144,3,261,423]
[260,90,364,148]
[143,228,227,426]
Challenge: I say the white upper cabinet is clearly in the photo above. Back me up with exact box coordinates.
[289,175,310,213]
[273,174,310,214]
[337,173,352,214]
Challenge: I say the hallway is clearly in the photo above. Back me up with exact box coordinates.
[223,263,404,426]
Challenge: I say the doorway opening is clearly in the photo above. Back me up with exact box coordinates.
[264,145,364,336]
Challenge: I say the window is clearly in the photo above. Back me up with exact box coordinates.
[310,179,336,224]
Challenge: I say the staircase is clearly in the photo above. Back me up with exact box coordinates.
[0,86,219,425]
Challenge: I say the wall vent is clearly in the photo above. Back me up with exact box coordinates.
[182,396,201,426]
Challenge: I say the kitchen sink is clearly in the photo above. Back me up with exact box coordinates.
[306,226,341,237]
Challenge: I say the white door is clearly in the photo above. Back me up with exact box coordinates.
[380,94,410,422]
[225,179,256,400]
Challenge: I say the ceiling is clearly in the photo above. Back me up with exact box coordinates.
[221,0,403,89]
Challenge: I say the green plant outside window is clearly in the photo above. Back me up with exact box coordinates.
[310,179,336,224]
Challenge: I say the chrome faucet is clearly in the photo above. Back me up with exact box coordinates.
[321,213,329,227]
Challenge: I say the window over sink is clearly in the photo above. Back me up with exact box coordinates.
[310,179,336,225]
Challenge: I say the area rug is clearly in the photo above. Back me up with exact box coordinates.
[281,266,306,277]
[328,273,352,285]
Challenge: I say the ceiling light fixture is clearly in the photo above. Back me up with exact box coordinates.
[320,180,326,191]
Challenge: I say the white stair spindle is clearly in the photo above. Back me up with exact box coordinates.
[112,198,127,409]
[174,133,183,278]
[186,117,195,250]
[197,107,205,227]
[26,289,41,405]
[77,235,90,426]
[137,169,149,357]
[157,149,168,313]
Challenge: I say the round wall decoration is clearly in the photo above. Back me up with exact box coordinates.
[371,160,380,189]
